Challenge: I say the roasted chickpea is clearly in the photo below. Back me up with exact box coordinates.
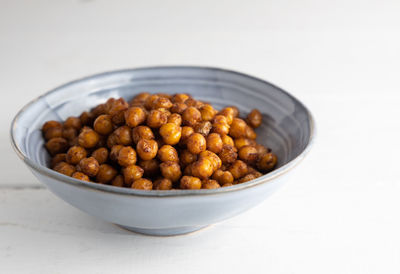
[111,175,125,187]
[91,147,109,164]
[180,126,194,145]
[160,161,182,182]
[45,137,68,155]
[153,97,173,109]
[132,126,154,144]
[130,92,150,105]
[212,169,234,185]
[117,146,137,167]
[218,144,237,164]
[255,144,270,156]
[229,118,247,138]
[199,150,222,172]
[185,98,204,108]
[157,145,179,162]
[51,153,67,168]
[42,120,62,133]
[246,109,262,128]
[222,182,234,187]
[182,106,201,127]
[238,145,259,165]
[194,121,212,136]
[53,162,76,176]
[191,158,213,179]
[170,103,187,114]
[167,113,182,126]
[72,172,90,182]
[219,107,238,124]
[245,126,257,139]
[180,176,201,189]
[238,173,258,183]
[80,111,94,126]
[110,145,123,162]
[44,126,63,141]
[96,164,118,183]
[153,178,173,190]
[91,103,107,118]
[179,149,197,167]
[183,164,193,175]
[159,123,181,145]
[186,133,206,154]
[247,166,263,178]
[136,139,158,160]
[64,116,82,130]
[201,179,220,189]
[221,134,234,147]
[93,114,113,135]
[212,122,230,136]
[66,146,87,165]
[144,94,160,110]
[146,109,168,128]
[106,98,129,125]
[200,104,217,121]
[206,133,223,154]
[229,160,248,179]
[113,126,132,145]
[78,157,100,177]
[62,127,77,142]
[131,178,153,190]
[257,152,277,172]
[138,159,160,177]
[78,127,100,148]
[124,107,146,127]
[123,165,144,185]
[172,93,190,103]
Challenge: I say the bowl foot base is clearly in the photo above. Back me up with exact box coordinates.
[118,224,210,236]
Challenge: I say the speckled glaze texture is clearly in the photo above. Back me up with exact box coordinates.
[10,66,315,236]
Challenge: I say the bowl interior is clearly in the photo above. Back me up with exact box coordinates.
[12,67,313,185]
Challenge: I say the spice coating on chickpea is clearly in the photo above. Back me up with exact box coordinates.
[42,120,62,133]
[146,109,168,128]
[229,160,248,179]
[123,165,144,185]
[138,159,160,177]
[72,172,90,182]
[96,164,118,183]
[136,139,158,160]
[91,147,109,164]
[167,113,182,126]
[238,145,259,165]
[191,158,213,179]
[153,178,173,190]
[179,149,197,167]
[125,107,146,128]
[66,146,87,165]
[257,152,278,172]
[44,127,63,140]
[51,153,67,168]
[182,106,201,127]
[246,109,262,128]
[202,179,221,189]
[117,146,137,167]
[53,162,76,176]
[194,121,212,136]
[160,161,182,182]
[45,137,68,155]
[218,144,237,164]
[206,133,223,154]
[64,117,82,130]
[212,169,234,185]
[186,133,206,154]
[78,127,100,148]
[159,123,182,145]
[111,175,125,187]
[93,114,113,135]
[78,157,100,177]
[158,145,179,162]
[132,178,153,190]
[113,126,132,145]
[180,176,202,189]
[132,126,154,144]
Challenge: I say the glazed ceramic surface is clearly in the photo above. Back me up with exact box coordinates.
[10,66,315,236]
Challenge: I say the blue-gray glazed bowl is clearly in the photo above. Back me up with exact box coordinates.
[10,66,315,236]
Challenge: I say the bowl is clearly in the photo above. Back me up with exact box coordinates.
[10,66,315,236]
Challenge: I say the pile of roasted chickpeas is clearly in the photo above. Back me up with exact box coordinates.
[42,93,277,190]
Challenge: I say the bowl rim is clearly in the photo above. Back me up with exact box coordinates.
[10,65,316,197]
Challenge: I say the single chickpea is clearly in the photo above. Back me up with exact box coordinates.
[91,147,109,164]
[222,182,234,187]
[44,127,63,140]
[245,126,257,139]
[201,179,221,189]
[257,152,277,172]
[160,161,182,182]
[45,137,68,155]
[238,173,258,183]
[146,109,168,128]
[117,146,137,167]
[144,94,160,110]
[255,144,270,156]
[96,164,118,183]
[229,160,248,179]
[72,172,90,182]
[125,107,146,127]
[170,103,187,114]
[92,114,112,135]
[213,115,229,124]
[131,92,150,104]
[246,109,262,128]
[78,157,100,177]
[132,178,153,190]
[53,162,76,176]
[194,121,212,136]
[234,138,256,150]
[229,118,247,138]
[206,133,223,154]
[42,120,62,133]
[111,175,125,187]
[80,111,94,126]
[186,133,206,154]
[167,113,182,126]
[153,97,173,109]
[238,145,259,165]
[159,123,182,145]
[110,145,124,161]
[138,159,160,177]
[218,144,238,164]
[62,127,77,142]
[212,121,230,136]
[78,127,100,148]
[200,104,217,121]
[91,103,107,118]
[113,126,132,145]
[123,165,144,185]
[157,145,179,162]
[172,93,190,103]
[212,169,234,185]
[220,106,239,118]
[153,178,173,190]
[183,164,193,175]
[64,116,82,130]
[221,134,234,147]
[179,149,197,167]
[199,150,222,172]
[156,93,172,99]
[180,176,202,189]
[191,158,213,179]
[132,126,154,144]
[180,126,194,146]
[51,153,67,168]
[247,166,263,178]
[66,146,87,165]
[182,106,201,127]
[136,139,158,160]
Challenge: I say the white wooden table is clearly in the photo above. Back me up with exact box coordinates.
[1,1,400,273]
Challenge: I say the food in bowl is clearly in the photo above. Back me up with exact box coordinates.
[42,92,277,190]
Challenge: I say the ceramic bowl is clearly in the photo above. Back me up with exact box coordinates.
[10,66,315,236]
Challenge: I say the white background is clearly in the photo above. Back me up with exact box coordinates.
[1,0,400,273]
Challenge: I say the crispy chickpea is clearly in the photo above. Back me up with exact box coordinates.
[219,107,238,124]
[53,162,76,176]
[113,126,132,145]
[160,161,182,182]
[146,109,168,128]
[179,149,197,167]
[132,178,153,190]
[80,111,94,126]
[212,122,230,136]
[212,169,234,185]
[167,113,182,126]
[111,175,125,187]
[136,139,158,160]
[159,123,181,145]
[124,107,146,127]
[186,133,206,154]
[255,144,270,156]
[138,159,160,177]
[238,173,258,183]
[172,93,190,103]
[213,115,228,125]
[106,98,128,125]
[91,103,107,118]
[66,146,87,165]
[78,157,100,177]
[51,153,67,168]
[191,158,213,179]
[158,145,179,162]
[238,145,259,165]
[117,146,137,167]
[180,126,194,145]
[183,164,193,175]
[199,150,222,172]
[245,126,257,139]
[201,179,221,189]
[247,166,263,178]
[153,97,173,109]
[131,92,150,104]
[234,138,256,150]
[123,165,144,185]
[222,182,234,187]
[132,126,154,144]
[64,116,82,130]
[72,172,90,182]
[106,133,119,148]
[93,114,113,135]
[200,104,217,121]
[110,145,123,161]
[194,121,212,136]
[182,106,201,127]
[42,120,62,133]
[96,164,118,183]
[78,127,100,148]
[218,144,237,164]
[229,160,248,179]
[157,93,172,99]
[91,147,109,164]
[246,109,262,128]
[45,137,68,155]
[206,133,223,154]
[44,127,63,140]
[153,178,173,190]
[221,134,234,147]
[229,118,247,138]
[144,94,160,110]
[257,152,277,172]
[185,98,204,108]
[180,176,201,189]
[170,103,187,114]
[62,127,77,142]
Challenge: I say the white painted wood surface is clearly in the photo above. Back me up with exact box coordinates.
[1,0,400,273]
